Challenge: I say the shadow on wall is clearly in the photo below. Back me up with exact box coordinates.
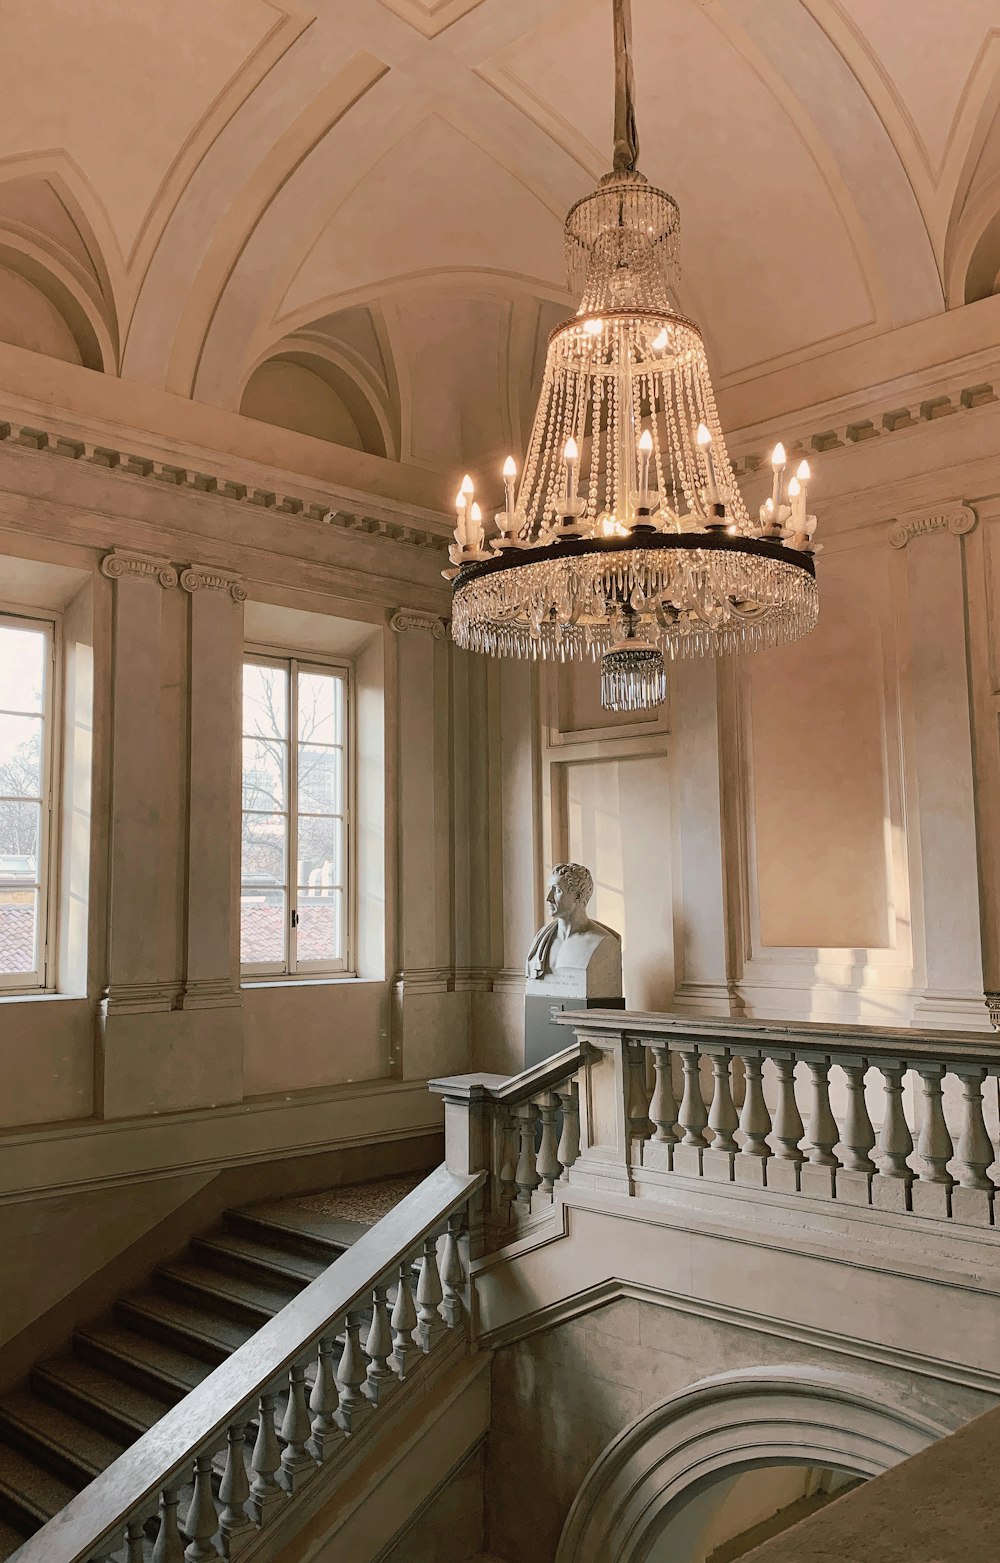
[645,1463,861,1563]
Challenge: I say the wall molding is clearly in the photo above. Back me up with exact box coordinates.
[99,548,178,589]
[390,608,449,637]
[888,503,977,549]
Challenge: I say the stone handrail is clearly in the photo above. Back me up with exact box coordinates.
[12,1164,486,1563]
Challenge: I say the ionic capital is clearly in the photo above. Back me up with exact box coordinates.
[100,548,178,588]
[390,608,448,639]
[888,504,977,549]
[179,564,247,602]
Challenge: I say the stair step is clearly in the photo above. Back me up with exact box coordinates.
[32,1355,174,1442]
[0,1440,80,1531]
[0,1390,126,1488]
[75,1321,211,1399]
[0,1516,31,1563]
[191,1230,329,1288]
[116,1290,253,1362]
[224,1206,353,1262]
[153,1259,300,1323]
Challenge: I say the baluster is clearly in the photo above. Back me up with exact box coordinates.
[152,1487,185,1563]
[390,1260,421,1379]
[768,1056,804,1193]
[279,1362,314,1491]
[308,1336,341,1461]
[440,1211,466,1327]
[671,1050,712,1175]
[557,1080,581,1177]
[497,1109,518,1219]
[536,1091,563,1196]
[799,1057,839,1199]
[249,1392,283,1524]
[626,1043,653,1141]
[913,1064,954,1218]
[415,1235,446,1352]
[952,1066,995,1226]
[514,1101,541,1211]
[218,1422,253,1555]
[364,1282,396,1404]
[335,1310,370,1434]
[183,1452,220,1562]
[125,1518,148,1563]
[649,1045,679,1149]
[837,1060,876,1206]
[737,1053,771,1181]
[706,1049,739,1170]
[874,1061,913,1212]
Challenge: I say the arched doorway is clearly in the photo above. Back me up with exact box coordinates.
[556,1366,952,1563]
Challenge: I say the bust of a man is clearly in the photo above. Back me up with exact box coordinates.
[525,862,622,985]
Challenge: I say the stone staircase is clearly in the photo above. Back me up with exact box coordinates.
[0,1180,413,1561]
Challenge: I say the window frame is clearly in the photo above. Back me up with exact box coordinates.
[240,645,354,981]
[0,606,59,993]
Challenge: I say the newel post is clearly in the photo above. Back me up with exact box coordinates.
[429,1072,507,1256]
[570,1021,635,1195]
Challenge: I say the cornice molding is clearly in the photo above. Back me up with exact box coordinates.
[100,548,178,589]
[180,564,247,602]
[727,375,999,478]
[390,608,449,638]
[888,504,977,550]
[0,410,450,555]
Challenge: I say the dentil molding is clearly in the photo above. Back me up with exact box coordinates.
[100,548,178,589]
[888,504,977,549]
[180,564,247,602]
[390,608,449,638]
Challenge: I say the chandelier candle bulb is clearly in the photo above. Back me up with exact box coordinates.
[469,500,484,551]
[502,456,517,520]
[637,429,653,509]
[454,488,468,546]
[770,442,786,515]
[696,421,720,506]
[787,474,804,530]
[564,437,580,504]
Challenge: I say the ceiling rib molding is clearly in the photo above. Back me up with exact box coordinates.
[163,50,390,400]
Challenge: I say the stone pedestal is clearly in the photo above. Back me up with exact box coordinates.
[525,942,623,1069]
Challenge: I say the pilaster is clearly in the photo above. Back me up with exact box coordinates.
[893,506,989,1028]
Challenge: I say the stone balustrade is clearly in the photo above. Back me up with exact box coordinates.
[431,1042,588,1253]
[433,1013,1000,1256]
[11,1166,484,1563]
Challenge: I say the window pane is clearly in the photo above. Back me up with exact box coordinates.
[0,624,45,714]
[298,670,343,744]
[0,713,43,798]
[241,812,286,885]
[0,801,39,871]
[0,886,37,974]
[298,744,343,814]
[296,890,342,964]
[297,815,343,888]
[243,662,288,741]
[240,888,286,965]
[241,737,285,812]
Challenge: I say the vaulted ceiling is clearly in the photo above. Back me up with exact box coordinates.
[2,0,1000,475]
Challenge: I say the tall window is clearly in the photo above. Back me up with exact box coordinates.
[0,613,55,990]
[241,654,350,975]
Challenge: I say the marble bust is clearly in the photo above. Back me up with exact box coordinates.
[523,863,623,1065]
[526,863,621,982]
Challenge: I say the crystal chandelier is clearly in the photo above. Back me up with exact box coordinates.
[445,0,820,712]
